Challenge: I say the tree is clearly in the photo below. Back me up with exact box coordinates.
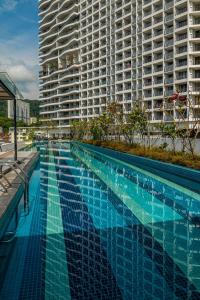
[88,118,103,141]
[0,117,13,133]
[162,123,177,153]
[29,119,43,127]
[164,94,200,156]
[107,102,123,140]
[69,120,88,140]
[98,113,111,140]
[175,96,200,156]
[0,117,27,133]
[28,129,36,141]
[70,120,78,139]
[122,106,147,145]
[17,120,27,127]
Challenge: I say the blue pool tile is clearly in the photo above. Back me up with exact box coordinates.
[0,142,200,300]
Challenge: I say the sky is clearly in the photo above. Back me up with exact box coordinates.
[0,0,38,99]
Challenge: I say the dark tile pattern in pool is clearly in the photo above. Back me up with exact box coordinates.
[69,145,200,299]
[0,143,200,300]
[0,163,46,300]
[53,149,123,299]
[18,156,48,299]
[75,143,199,221]
[80,143,200,194]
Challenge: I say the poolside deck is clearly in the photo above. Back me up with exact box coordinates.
[0,151,39,238]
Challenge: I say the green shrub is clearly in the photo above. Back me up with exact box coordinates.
[82,140,200,170]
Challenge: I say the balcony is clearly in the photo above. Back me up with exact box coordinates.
[154,79,163,85]
[165,64,174,72]
[193,5,200,12]
[176,20,187,29]
[165,39,173,47]
[165,14,173,22]
[165,78,173,84]
[165,1,173,10]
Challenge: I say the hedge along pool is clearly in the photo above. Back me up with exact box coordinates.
[0,142,200,300]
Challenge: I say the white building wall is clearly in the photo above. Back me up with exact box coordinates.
[39,0,80,129]
[39,0,200,128]
[8,100,30,124]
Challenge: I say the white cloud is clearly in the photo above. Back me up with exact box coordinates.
[7,65,35,82]
[0,1,39,99]
[0,57,39,99]
[4,63,38,99]
[0,33,39,99]
[0,0,17,12]
[0,0,35,14]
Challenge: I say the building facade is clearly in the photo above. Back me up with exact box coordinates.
[39,0,80,128]
[8,100,30,124]
[39,0,200,129]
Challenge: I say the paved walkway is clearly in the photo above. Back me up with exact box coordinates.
[0,151,31,174]
[0,151,39,238]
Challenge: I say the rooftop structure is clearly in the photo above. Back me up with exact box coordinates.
[0,72,30,124]
[0,72,22,160]
[0,72,23,100]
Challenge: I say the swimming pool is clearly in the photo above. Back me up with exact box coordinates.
[0,142,200,299]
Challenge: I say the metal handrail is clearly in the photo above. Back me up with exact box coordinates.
[0,181,7,193]
[0,160,29,213]
[0,163,12,192]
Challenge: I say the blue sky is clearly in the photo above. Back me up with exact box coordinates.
[0,0,38,99]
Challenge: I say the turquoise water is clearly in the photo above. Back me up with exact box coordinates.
[0,142,200,299]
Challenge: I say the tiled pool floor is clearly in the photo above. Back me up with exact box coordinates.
[0,142,200,300]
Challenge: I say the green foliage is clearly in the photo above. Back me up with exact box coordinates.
[107,102,124,138]
[17,120,27,127]
[0,101,8,117]
[86,140,200,170]
[0,117,13,132]
[28,129,36,141]
[162,123,177,152]
[70,104,148,144]
[159,142,168,150]
[24,100,40,118]
[125,106,147,143]
[98,113,111,140]
[70,120,87,140]
[29,119,43,127]
[162,123,177,139]
[89,118,103,140]
[0,116,27,134]
[42,120,57,129]
[70,120,78,139]
[69,100,199,160]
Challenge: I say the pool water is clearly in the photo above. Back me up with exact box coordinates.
[0,142,200,300]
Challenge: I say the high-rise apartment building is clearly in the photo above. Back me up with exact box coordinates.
[39,0,200,129]
[39,0,80,128]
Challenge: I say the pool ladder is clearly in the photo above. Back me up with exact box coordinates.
[0,161,29,214]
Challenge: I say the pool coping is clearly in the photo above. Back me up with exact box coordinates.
[76,142,200,186]
[0,152,39,239]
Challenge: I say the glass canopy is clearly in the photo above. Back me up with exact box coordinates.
[0,72,24,100]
